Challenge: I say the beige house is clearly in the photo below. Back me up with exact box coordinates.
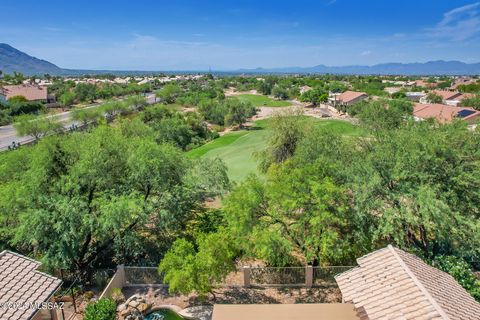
[336,245,480,320]
[0,251,62,320]
[0,84,48,102]
[213,246,480,320]
[413,103,480,124]
[330,91,368,106]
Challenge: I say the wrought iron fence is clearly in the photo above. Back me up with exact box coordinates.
[250,267,306,286]
[313,266,353,285]
[124,266,164,285]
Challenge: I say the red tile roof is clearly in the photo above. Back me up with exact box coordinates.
[0,250,62,320]
[335,245,480,320]
[0,84,47,101]
[431,90,462,101]
[338,91,368,104]
[413,103,480,123]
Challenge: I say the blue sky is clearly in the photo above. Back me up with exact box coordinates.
[1,0,480,70]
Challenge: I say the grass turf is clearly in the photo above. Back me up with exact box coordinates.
[187,119,362,182]
[235,94,292,107]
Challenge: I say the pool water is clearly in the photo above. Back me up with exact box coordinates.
[144,309,186,320]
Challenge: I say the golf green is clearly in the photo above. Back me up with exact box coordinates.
[235,94,291,107]
[188,119,362,182]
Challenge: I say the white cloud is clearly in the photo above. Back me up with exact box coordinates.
[360,50,372,56]
[426,2,480,41]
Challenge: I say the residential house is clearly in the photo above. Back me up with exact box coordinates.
[423,90,463,105]
[415,79,437,88]
[212,245,480,320]
[330,91,368,107]
[0,84,48,102]
[444,93,477,107]
[336,245,480,320]
[300,85,312,94]
[384,87,401,95]
[451,77,476,90]
[413,103,480,124]
[405,91,426,102]
[0,250,62,320]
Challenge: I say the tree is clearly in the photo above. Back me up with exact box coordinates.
[6,123,229,279]
[391,91,407,99]
[272,85,289,100]
[84,298,116,320]
[427,92,443,104]
[223,98,255,128]
[155,83,182,104]
[159,231,237,298]
[59,91,76,107]
[101,100,128,121]
[71,107,102,128]
[257,108,308,172]
[124,95,147,111]
[222,160,357,266]
[460,96,480,110]
[335,111,480,260]
[13,114,62,140]
[197,99,228,125]
[74,83,97,102]
[7,95,28,104]
[299,89,328,106]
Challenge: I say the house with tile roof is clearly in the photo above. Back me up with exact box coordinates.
[330,91,368,107]
[335,245,480,320]
[0,250,62,320]
[413,103,480,124]
[0,84,48,102]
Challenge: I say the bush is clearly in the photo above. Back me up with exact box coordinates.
[84,298,116,320]
[111,288,125,303]
[434,255,480,302]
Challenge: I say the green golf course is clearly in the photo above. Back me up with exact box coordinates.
[235,94,292,107]
[187,118,363,182]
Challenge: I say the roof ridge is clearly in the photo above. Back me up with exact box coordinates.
[387,245,450,320]
[2,250,42,266]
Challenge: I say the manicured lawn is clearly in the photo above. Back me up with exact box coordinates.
[187,131,250,158]
[188,119,362,182]
[235,94,292,107]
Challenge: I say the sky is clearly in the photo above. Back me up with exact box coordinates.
[1,0,480,70]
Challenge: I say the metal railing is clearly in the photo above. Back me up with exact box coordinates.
[313,266,354,285]
[124,266,164,285]
[250,267,306,286]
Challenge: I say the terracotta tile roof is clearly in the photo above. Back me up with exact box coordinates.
[0,250,62,320]
[335,245,480,320]
[413,103,480,123]
[458,93,477,101]
[338,91,368,104]
[0,85,47,101]
[431,90,462,101]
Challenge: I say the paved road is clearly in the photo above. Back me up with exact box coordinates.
[0,93,156,151]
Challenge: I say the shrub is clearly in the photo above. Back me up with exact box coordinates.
[84,298,117,320]
[434,255,480,302]
[111,288,125,303]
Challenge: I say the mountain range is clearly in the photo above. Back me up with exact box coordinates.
[1,43,480,76]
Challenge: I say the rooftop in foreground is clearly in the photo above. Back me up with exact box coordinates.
[212,303,359,320]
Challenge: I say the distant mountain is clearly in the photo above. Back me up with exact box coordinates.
[1,43,479,76]
[237,60,480,75]
[0,43,62,75]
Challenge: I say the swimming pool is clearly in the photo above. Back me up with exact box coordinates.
[144,308,186,320]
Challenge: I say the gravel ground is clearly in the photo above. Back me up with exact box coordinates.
[122,284,342,310]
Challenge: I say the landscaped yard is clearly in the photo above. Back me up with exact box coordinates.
[235,94,292,107]
[187,119,363,182]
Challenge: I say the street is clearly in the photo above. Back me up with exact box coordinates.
[0,93,157,151]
